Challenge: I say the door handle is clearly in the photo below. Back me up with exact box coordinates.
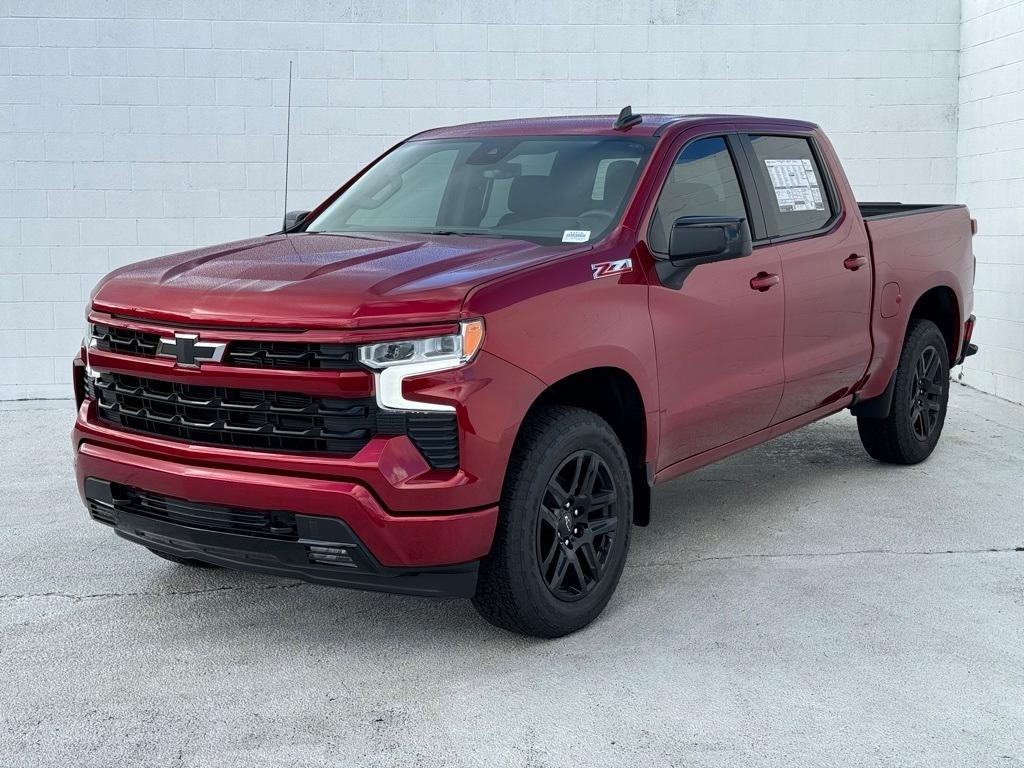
[844,254,868,271]
[750,272,780,292]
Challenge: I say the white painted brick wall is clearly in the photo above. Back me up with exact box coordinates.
[0,0,978,399]
[956,0,1024,405]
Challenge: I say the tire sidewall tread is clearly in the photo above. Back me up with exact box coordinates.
[472,405,633,638]
[857,318,950,465]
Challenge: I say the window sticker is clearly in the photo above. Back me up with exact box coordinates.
[562,229,591,243]
[764,159,825,212]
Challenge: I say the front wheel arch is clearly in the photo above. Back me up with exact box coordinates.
[517,366,652,526]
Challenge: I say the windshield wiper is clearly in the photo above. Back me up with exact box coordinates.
[409,229,509,239]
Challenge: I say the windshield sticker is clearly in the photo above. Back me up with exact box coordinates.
[592,258,632,279]
[764,158,825,212]
[562,229,591,243]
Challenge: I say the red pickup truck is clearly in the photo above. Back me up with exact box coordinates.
[73,111,977,637]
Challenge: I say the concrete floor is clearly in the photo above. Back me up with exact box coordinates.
[1,385,1022,767]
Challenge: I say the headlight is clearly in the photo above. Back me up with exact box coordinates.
[358,319,484,369]
[359,319,484,412]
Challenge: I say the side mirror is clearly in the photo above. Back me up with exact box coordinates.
[283,210,310,231]
[667,216,752,265]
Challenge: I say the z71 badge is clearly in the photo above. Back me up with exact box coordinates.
[591,258,633,279]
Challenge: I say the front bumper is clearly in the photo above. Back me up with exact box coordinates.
[75,438,498,598]
[85,478,479,597]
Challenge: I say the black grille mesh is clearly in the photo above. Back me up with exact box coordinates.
[87,372,459,467]
[91,372,376,454]
[91,484,299,539]
[91,324,160,357]
[225,340,361,370]
[89,324,361,372]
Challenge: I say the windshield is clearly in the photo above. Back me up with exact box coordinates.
[305,136,654,245]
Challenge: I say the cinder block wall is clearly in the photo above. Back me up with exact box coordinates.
[956,0,1024,404]
[0,0,972,398]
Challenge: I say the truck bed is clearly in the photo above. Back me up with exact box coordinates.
[859,202,965,220]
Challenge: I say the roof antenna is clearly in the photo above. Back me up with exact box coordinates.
[281,59,293,231]
[613,105,642,131]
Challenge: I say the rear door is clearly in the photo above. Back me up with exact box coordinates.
[645,132,786,467]
[739,132,873,423]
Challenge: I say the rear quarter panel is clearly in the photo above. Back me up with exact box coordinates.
[859,207,974,399]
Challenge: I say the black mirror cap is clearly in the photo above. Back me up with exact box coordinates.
[666,216,752,265]
[283,210,310,231]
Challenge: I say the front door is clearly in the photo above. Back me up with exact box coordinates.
[646,134,786,469]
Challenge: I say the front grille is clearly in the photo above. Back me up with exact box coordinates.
[87,372,459,467]
[91,324,160,357]
[90,483,298,539]
[224,340,361,371]
[89,324,361,372]
[90,372,377,454]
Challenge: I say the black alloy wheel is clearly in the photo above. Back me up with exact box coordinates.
[536,450,619,601]
[909,344,944,441]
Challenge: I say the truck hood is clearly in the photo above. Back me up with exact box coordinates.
[91,232,580,329]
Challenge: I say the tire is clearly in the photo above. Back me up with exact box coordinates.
[857,318,950,465]
[472,405,633,638]
[146,547,221,569]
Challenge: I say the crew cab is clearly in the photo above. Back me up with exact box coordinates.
[73,110,977,637]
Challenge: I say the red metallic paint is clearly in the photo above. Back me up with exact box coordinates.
[74,114,975,572]
[767,131,874,423]
[856,206,973,400]
[636,122,785,464]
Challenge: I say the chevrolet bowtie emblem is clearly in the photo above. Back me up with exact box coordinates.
[156,333,227,368]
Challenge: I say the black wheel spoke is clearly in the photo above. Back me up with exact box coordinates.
[540,536,559,571]
[550,548,572,591]
[567,455,584,496]
[570,554,587,589]
[587,516,618,538]
[580,453,600,496]
[546,479,570,509]
[539,501,562,530]
[589,488,617,510]
[577,542,603,581]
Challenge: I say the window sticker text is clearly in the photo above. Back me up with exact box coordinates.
[764,158,825,212]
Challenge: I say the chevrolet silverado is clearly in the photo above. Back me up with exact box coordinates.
[73,110,978,637]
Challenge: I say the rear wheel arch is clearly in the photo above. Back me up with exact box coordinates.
[908,285,960,363]
[853,285,960,419]
[517,367,652,527]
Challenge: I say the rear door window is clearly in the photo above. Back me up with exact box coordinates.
[746,135,835,238]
